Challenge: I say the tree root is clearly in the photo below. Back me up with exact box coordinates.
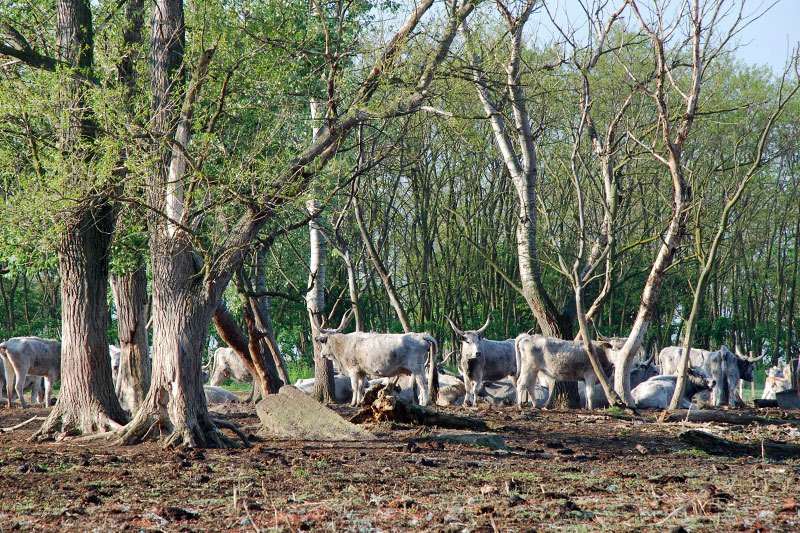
[32,404,129,443]
[211,417,251,448]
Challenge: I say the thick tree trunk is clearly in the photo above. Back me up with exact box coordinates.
[111,265,151,413]
[34,0,128,440]
[36,206,128,438]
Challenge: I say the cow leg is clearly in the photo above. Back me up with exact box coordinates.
[516,368,536,407]
[463,375,473,407]
[349,371,360,406]
[471,373,482,408]
[584,374,597,409]
[2,361,14,408]
[43,376,55,408]
[414,372,429,406]
[14,369,27,409]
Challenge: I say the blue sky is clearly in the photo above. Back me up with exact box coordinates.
[734,0,800,72]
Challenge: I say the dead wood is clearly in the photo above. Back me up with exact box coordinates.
[0,416,46,433]
[679,430,800,459]
[663,409,800,427]
[351,385,502,432]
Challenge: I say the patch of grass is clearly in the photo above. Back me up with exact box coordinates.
[286,360,314,383]
[677,448,708,456]
[606,406,626,414]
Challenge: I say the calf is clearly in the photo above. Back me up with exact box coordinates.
[631,367,714,409]
[515,334,615,409]
[313,312,437,406]
[447,315,516,406]
[0,337,61,408]
[203,386,241,404]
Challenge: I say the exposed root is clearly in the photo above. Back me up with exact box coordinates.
[211,417,251,448]
[32,403,129,443]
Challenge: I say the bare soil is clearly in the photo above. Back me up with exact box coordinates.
[0,401,799,532]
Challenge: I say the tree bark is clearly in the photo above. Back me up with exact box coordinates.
[111,265,151,413]
[34,0,128,440]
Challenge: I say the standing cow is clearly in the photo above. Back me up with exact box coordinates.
[312,312,437,406]
[0,337,61,408]
[447,315,516,407]
[515,334,616,409]
[660,345,758,407]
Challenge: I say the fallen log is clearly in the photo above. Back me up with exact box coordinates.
[351,386,502,432]
[662,409,800,427]
[679,430,800,459]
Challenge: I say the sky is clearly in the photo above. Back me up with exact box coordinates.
[526,0,800,74]
[733,0,800,72]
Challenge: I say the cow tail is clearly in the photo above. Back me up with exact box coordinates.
[426,335,439,401]
[514,336,523,380]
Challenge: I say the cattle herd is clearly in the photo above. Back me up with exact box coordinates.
[0,317,793,411]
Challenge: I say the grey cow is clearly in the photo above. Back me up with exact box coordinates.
[632,367,714,409]
[515,334,616,409]
[660,346,734,406]
[203,347,254,401]
[447,315,516,407]
[0,363,43,406]
[0,336,61,408]
[313,312,437,406]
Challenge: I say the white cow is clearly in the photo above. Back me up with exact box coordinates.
[761,366,791,400]
[447,315,516,407]
[515,334,616,409]
[631,367,714,410]
[0,337,61,408]
[0,364,43,406]
[312,312,437,406]
[203,347,254,401]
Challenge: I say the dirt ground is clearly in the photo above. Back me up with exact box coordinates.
[0,399,799,532]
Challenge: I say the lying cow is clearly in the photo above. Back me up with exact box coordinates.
[631,367,714,410]
[0,337,61,408]
[203,385,241,404]
[447,315,516,407]
[313,312,437,406]
[660,346,730,406]
[204,347,254,401]
[515,334,615,409]
[579,356,661,409]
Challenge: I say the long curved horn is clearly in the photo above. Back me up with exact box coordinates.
[335,309,354,333]
[476,314,491,336]
[446,315,465,336]
[748,350,766,363]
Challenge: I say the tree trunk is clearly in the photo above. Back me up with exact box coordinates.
[307,198,336,403]
[36,206,128,438]
[34,0,128,440]
[110,265,151,413]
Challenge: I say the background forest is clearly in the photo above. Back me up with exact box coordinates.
[1,0,798,384]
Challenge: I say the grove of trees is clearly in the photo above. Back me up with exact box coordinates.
[0,0,798,446]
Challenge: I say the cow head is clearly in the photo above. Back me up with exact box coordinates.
[732,344,763,383]
[447,315,490,361]
[686,365,715,397]
[312,310,354,360]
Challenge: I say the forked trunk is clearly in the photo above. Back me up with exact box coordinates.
[119,239,241,448]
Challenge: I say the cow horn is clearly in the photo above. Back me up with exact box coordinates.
[748,350,766,363]
[446,315,465,336]
[335,309,354,333]
[477,314,491,335]
[734,344,746,359]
